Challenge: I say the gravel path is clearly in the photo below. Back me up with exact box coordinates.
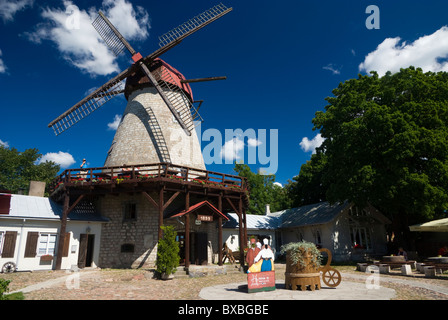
[2,265,448,300]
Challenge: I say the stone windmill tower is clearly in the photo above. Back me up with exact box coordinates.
[48,4,231,170]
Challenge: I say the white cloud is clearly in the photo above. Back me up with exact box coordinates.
[300,133,325,154]
[359,26,448,76]
[323,63,341,75]
[220,137,245,162]
[273,182,283,188]
[0,139,9,148]
[38,151,75,168]
[0,0,34,23]
[107,114,122,130]
[0,49,6,73]
[24,0,150,76]
[103,0,149,40]
[247,138,262,147]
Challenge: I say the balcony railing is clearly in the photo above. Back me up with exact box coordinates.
[49,162,247,195]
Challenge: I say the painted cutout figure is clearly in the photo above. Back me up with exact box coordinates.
[248,239,275,273]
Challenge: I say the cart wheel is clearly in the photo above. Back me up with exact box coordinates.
[2,261,16,273]
[322,268,341,287]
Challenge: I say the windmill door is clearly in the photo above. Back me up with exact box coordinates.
[195,233,208,265]
[78,234,95,268]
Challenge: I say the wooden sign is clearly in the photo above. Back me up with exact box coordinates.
[247,271,276,293]
[197,215,213,222]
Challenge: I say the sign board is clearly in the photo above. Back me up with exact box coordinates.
[197,214,213,222]
[247,271,276,293]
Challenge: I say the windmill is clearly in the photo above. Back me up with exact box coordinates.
[48,3,232,169]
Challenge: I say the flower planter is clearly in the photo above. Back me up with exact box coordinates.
[282,242,322,291]
[40,255,53,262]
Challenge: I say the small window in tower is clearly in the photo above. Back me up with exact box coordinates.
[121,243,135,253]
[123,203,137,221]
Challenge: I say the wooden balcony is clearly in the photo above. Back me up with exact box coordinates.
[49,162,248,202]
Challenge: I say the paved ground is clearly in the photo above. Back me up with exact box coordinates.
[199,278,396,300]
[2,264,448,300]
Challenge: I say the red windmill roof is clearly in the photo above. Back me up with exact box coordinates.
[124,58,193,101]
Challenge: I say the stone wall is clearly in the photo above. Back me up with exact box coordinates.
[98,191,222,268]
[98,192,159,268]
[104,87,205,169]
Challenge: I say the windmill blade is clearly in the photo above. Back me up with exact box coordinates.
[143,3,233,63]
[137,61,193,136]
[48,68,130,136]
[92,11,137,57]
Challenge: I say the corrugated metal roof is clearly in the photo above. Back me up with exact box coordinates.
[224,213,281,230]
[279,201,350,228]
[223,201,350,230]
[4,194,108,222]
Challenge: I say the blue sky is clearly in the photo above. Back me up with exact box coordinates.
[2,0,448,186]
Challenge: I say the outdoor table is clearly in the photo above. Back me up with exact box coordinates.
[427,257,448,264]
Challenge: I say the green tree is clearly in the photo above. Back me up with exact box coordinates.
[0,146,60,195]
[234,163,291,215]
[310,67,448,246]
[156,225,180,277]
[286,151,328,207]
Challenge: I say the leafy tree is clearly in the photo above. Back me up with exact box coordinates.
[309,67,448,246]
[286,151,328,207]
[234,163,291,215]
[0,146,60,195]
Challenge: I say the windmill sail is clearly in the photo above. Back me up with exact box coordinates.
[48,3,232,136]
[145,3,233,62]
[48,69,130,136]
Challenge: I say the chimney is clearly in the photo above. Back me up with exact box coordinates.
[29,181,46,197]
[265,204,271,215]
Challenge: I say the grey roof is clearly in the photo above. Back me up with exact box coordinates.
[224,213,281,230]
[3,194,108,222]
[224,201,350,230]
[278,201,350,228]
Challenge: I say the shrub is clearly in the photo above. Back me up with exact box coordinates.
[281,241,322,269]
[0,279,11,300]
[156,225,180,277]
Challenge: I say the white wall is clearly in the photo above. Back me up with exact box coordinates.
[223,229,277,255]
[0,218,103,272]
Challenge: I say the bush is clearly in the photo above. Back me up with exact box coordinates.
[280,241,322,269]
[156,225,180,277]
[0,279,11,300]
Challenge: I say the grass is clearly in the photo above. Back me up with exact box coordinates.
[4,291,25,300]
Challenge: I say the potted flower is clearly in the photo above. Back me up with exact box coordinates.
[281,241,322,271]
[156,225,180,280]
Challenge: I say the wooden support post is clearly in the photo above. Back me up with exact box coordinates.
[218,194,223,266]
[158,187,164,240]
[55,191,70,270]
[225,197,246,269]
[241,198,247,247]
[185,191,190,269]
[238,198,245,269]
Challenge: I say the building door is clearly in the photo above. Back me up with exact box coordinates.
[195,233,208,265]
[78,234,94,268]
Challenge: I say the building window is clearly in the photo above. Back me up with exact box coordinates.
[349,206,369,217]
[121,243,135,253]
[350,226,371,250]
[123,203,137,221]
[38,233,57,256]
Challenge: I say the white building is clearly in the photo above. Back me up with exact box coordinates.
[0,193,107,272]
[223,201,391,262]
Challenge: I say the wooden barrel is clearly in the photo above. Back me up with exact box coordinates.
[285,250,321,291]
